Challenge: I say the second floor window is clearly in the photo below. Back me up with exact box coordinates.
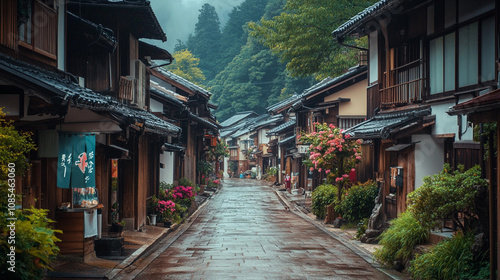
[429,16,495,94]
[18,0,57,58]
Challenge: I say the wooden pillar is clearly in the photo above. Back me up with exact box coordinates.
[495,117,500,280]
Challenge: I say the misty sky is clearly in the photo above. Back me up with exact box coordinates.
[147,0,245,52]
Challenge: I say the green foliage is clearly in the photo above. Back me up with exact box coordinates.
[311,184,337,219]
[374,211,429,268]
[266,166,278,176]
[473,122,497,160]
[207,140,229,162]
[0,108,37,179]
[166,50,206,85]
[197,161,213,185]
[0,183,62,280]
[336,180,378,223]
[407,164,487,232]
[249,0,375,79]
[356,218,369,240]
[408,232,488,280]
[186,3,222,80]
[178,178,195,189]
[300,123,362,203]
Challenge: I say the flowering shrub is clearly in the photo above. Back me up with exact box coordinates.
[172,186,194,200]
[156,200,176,214]
[299,122,362,202]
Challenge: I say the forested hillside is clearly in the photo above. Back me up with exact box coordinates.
[169,0,373,122]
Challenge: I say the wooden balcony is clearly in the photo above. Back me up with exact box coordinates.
[380,59,424,108]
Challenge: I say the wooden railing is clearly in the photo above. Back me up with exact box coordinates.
[380,59,424,107]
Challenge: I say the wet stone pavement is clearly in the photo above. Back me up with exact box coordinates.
[132,179,392,280]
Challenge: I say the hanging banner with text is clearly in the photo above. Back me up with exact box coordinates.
[57,133,97,207]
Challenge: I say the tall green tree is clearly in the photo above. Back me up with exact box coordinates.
[186,3,222,80]
[167,49,206,86]
[249,0,375,79]
[209,34,312,121]
[219,0,268,71]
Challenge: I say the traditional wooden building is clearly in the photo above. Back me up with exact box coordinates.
[0,0,181,259]
[150,68,219,186]
[448,90,500,279]
[220,111,259,177]
[334,0,489,220]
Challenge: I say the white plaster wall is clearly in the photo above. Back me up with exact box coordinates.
[413,134,445,189]
[431,97,473,141]
[159,151,175,184]
[150,98,163,113]
[369,31,378,84]
[223,156,229,178]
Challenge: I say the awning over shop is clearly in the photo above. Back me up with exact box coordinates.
[385,143,414,152]
[344,107,432,139]
[278,135,296,146]
[162,143,186,152]
[0,53,181,137]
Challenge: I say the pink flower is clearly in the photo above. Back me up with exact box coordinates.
[325,169,331,174]
[335,177,344,182]
[318,168,322,172]
[310,167,314,172]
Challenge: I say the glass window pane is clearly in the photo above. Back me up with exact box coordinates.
[459,22,478,87]
[481,17,495,82]
[430,37,444,94]
[444,32,455,91]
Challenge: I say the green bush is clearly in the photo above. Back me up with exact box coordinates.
[407,164,487,232]
[336,180,378,223]
[0,184,62,280]
[356,218,369,240]
[408,232,488,280]
[311,184,337,220]
[374,211,428,268]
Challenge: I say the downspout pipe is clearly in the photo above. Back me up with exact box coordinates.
[336,37,368,51]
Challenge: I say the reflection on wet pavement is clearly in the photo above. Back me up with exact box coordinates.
[135,179,391,279]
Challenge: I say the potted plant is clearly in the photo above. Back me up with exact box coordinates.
[197,160,213,192]
[110,203,126,234]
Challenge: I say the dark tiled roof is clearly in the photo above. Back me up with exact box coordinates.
[301,65,367,100]
[139,40,173,62]
[187,111,219,131]
[332,0,400,39]
[219,111,259,128]
[150,87,186,108]
[0,53,180,137]
[67,0,166,41]
[266,94,302,114]
[278,135,296,146]
[155,68,212,97]
[344,106,431,139]
[249,115,283,130]
[266,119,296,136]
[266,65,367,113]
[67,12,116,50]
[448,89,500,115]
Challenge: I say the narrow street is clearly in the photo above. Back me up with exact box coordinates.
[113,179,394,280]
